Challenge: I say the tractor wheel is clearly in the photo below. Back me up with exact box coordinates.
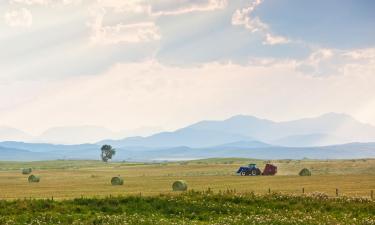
[251,170,257,176]
[240,171,246,176]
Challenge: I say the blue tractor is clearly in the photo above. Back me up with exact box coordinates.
[236,163,262,176]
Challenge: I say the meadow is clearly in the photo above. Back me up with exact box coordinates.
[0,191,374,225]
[0,158,374,224]
[0,158,374,199]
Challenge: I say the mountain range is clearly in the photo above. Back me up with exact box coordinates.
[99,113,375,148]
[0,113,375,161]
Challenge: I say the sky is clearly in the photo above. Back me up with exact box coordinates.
[0,0,375,137]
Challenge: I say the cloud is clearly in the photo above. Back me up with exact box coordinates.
[90,21,161,45]
[2,47,375,134]
[232,0,265,32]
[88,0,228,45]
[151,0,227,16]
[93,0,150,13]
[263,33,290,45]
[4,8,33,27]
[297,48,375,77]
[232,0,290,45]
[88,6,160,45]
[10,0,81,5]
[11,0,49,5]
[88,1,156,45]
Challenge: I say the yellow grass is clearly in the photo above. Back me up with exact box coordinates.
[0,159,374,199]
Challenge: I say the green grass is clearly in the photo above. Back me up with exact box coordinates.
[0,158,374,224]
[0,191,373,225]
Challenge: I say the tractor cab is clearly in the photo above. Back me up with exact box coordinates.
[248,164,256,168]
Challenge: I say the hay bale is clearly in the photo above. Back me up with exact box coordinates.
[111,176,124,185]
[299,168,311,176]
[172,180,188,191]
[28,175,40,183]
[22,168,32,175]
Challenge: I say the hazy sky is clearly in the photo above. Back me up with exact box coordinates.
[1,0,375,135]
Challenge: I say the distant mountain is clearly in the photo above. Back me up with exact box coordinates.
[0,126,31,142]
[0,141,98,152]
[272,133,345,147]
[212,141,272,150]
[100,113,375,148]
[1,113,375,161]
[268,113,375,143]
[139,143,375,161]
[187,113,375,144]
[0,146,55,161]
[98,128,255,148]
[0,141,374,161]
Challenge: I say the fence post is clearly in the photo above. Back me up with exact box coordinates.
[336,188,339,197]
[302,187,305,194]
[371,190,373,200]
[268,188,271,194]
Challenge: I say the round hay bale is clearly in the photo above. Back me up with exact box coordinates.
[22,168,32,175]
[28,175,40,183]
[172,180,188,191]
[299,168,311,176]
[111,176,124,185]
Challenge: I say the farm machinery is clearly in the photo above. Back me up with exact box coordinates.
[236,163,277,176]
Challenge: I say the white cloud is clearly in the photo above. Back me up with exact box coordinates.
[232,0,290,45]
[151,0,227,16]
[88,0,228,45]
[94,0,151,14]
[89,9,160,45]
[11,0,49,5]
[2,47,375,135]
[232,0,265,32]
[4,8,33,27]
[10,0,81,5]
[297,48,375,77]
[88,1,157,45]
[263,33,290,45]
[91,21,161,44]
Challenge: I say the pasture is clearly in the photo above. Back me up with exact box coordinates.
[0,158,374,199]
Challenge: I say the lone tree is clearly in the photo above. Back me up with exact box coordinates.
[101,144,116,162]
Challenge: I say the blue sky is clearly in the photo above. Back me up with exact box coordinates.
[0,0,374,139]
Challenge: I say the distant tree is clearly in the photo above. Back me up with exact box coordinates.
[101,144,116,162]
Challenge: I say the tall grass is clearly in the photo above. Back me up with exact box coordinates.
[0,191,373,225]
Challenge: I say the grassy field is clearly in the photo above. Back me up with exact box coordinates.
[0,191,374,225]
[0,158,374,199]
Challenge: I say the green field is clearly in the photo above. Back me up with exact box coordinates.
[0,191,374,225]
[0,158,374,199]
[0,158,374,224]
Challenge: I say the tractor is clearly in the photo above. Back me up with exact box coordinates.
[236,163,277,176]
[236,163,262,176]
